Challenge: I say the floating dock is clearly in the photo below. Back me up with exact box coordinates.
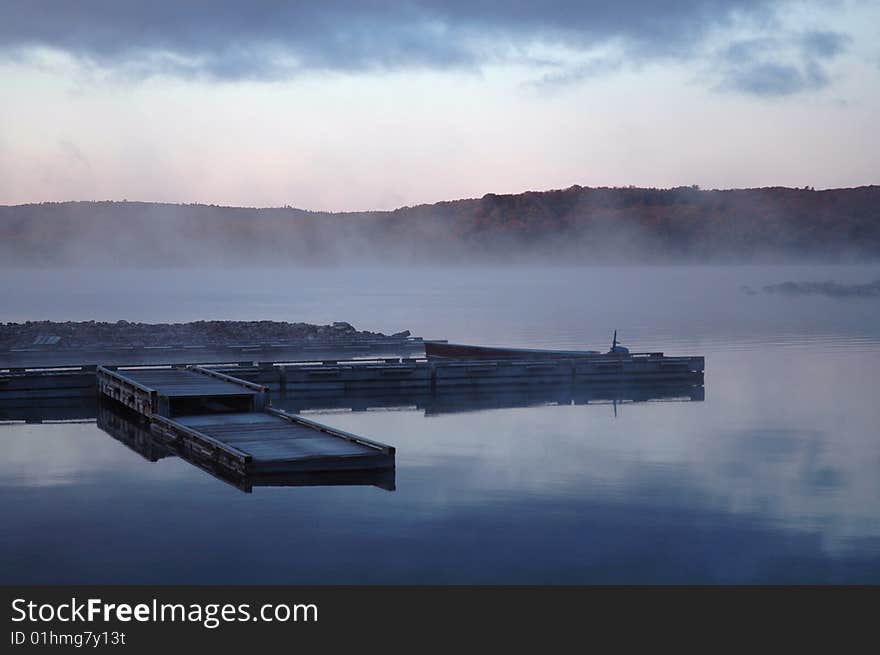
[0,342,704,490]
[97,365,269,417]
[224,354,704,392]
[96,402,395,492]
[151,409,395,475]
[1,353,704,403]
[94,365,395,477]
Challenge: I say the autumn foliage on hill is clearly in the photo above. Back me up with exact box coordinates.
[1,185,878,265]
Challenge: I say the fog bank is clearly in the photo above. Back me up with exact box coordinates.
[2,185,878,266]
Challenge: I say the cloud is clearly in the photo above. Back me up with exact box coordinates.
[715,30,850,96]
[58,140,90,168]
[722,61,825,95]
[0,1,853,96]
[0,1,773,78]
[800,30,848,59]
[530,56,625,89]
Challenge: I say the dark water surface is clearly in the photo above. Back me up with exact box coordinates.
[2,265,880,583]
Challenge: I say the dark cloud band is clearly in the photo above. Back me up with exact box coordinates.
[0,1,849,95]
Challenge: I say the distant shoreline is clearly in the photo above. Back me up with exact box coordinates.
[2,185,878,265]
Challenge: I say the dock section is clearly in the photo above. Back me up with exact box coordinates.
[224,354,705,393]
[96,365,395,478]
[96,401,394,492]
[5,353,704,403]
[97,365,269,417]
[152,409,395,475]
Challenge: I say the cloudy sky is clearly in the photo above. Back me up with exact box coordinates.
[0,1,878,211]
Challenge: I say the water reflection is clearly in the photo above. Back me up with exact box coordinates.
[270,380,703,416]
[0,397,97,424]
[0,358,878,582]
[1,265,879,583]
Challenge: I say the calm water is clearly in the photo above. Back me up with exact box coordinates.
[2,265,880,583]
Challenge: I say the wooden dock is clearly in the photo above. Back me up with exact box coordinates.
[1,347,704,489]
[96,402,395,492]
[221,354,704,393]
[151,409,395,474]
[97,365,269,417]
[1,354,705,403]
[95,365,395,477]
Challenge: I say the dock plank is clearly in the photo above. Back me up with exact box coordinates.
[173,413,382,464]
[114,368,258,397]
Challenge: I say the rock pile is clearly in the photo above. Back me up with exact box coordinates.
[0,320,411,350]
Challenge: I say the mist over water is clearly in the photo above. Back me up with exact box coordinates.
[3,264,879,349]
[2,264,880,583]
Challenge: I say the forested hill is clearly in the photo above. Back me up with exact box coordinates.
[1,185,878,265]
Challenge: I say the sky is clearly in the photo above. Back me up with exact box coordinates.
[0,0,878,211]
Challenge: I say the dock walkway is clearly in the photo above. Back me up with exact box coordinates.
[96,365,395,477]
[97,365,269,417]
[96,403,395,492]
[153,409,394,474]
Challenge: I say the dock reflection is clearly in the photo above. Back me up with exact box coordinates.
[0,396,98,424]
[271,380,704,416]
[97,402,171,463]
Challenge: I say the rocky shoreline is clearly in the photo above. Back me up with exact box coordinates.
[0,320,412,350]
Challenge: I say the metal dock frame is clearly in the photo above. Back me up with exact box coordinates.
[96,365,158,417]
[96,365,269,417]
[150,414,253,475]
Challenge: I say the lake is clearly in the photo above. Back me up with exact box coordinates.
[2,264,880,583]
